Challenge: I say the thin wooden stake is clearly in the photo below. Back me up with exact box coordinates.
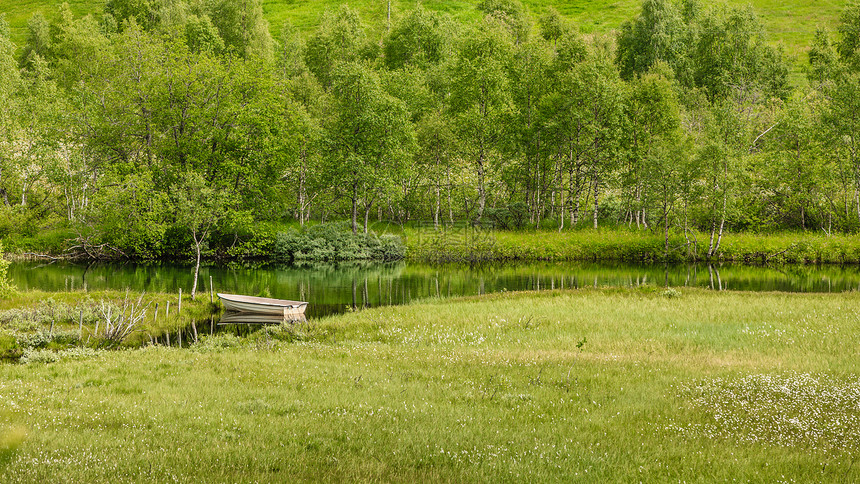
[78,309,83,339]
[166,301,170,319]
[209,276,214,304]
[178,288,182,314]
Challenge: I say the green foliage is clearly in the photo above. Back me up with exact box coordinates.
[538,7,567,41]
[616,0,687,80]
[105,0,158,30]
[838,1,860,71]
[184,14,223,55]
[808,28,838,85]
[617,0,789,100]
[0,0,858,264]
[484,201,528,229]
[208,0,273,60]
[0,243,14,298]
[273,223,405,262]
[325,61,415,233]
[87,173,170,259]
[304,5,365,88]
[20,12,51,66]
[383,6,451,70]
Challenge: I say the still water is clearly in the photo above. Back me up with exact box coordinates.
[9,260,860,318]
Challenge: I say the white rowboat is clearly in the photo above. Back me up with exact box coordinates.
[217,293,308,318]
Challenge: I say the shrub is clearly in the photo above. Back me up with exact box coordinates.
[272,223,405,262]
[0,332,21,361]
[0,242,15,298]
[19,347,98,364]
[19,348,59,364]
[193,333,243,352]
[485,202,529,230]
[14,330,81,350]
[374,234,406,261]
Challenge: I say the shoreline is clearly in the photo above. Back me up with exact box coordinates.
[6,228,860,265]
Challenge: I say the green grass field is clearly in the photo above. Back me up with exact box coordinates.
[2,287,858,481]
[0,0,848,59]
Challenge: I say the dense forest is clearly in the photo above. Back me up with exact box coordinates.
[1,0,860,261]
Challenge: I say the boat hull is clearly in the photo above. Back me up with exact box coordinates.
[219,310,307,324]
[217,293,308,318]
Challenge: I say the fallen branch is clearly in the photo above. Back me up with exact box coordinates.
[21,252,62,261]
[765,243,798,263]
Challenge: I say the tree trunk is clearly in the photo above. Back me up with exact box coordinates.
[298,150,307,226]
[641,187,648,229]
[592,177,599,230]
[0,166,9,206]
[434,150,441,229]
[708,191,728,258]
[558,162,565,233]
[476,150,486,222]
[664,201,670,257]
[855,174,860,227]
[568,158,575,225]
[434,179,441,230]
[447,163,454,225]
[351,180,359,234]
[191,239,201,299]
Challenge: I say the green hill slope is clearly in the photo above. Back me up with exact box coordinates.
[0,0,847,58]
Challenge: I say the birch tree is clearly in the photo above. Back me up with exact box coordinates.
[449,17,514,222]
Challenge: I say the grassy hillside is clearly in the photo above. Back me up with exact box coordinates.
[0,0,847,59]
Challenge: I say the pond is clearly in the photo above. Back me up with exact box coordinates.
[9,260,860,319]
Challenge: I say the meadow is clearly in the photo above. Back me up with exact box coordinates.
[1,287,858,482]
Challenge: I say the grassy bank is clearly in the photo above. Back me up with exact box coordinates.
[1,287,858,482]
[6,225,860,265]
[0,290,217,361]
[405,227,860,264]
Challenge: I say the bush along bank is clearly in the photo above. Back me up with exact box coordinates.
[2,222,407,264]
[272,223,405,262]
[404,228,860,264]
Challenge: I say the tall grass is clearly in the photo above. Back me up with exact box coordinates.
[1,287,858,482]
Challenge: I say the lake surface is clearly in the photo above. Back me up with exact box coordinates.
[9,260,860,318]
